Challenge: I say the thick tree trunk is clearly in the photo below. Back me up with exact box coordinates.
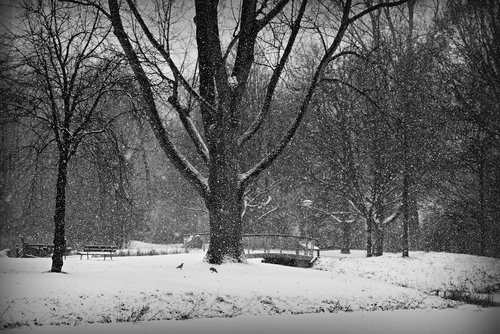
[192,0,245,264]
[205,113,245,264]
[51,154,68,273]
[204,163,245,264]
[205,189,244,264]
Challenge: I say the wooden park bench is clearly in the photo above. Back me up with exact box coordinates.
[77,245,117,260]
[17,241,71,259]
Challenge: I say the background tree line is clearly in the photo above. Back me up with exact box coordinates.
[0,0,498,269]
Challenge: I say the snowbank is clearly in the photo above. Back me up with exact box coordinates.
[0,249,10,258]
[315,250,500,294]
[0,250,498,333]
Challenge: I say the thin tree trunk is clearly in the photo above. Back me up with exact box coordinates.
[478,147,486,256]
[366,217,373,257]
[341,219,351,254]
[402,159,410,257]
[401,0,415,258]
[51,153,68,272]
[409,191,420,250]
[372,221,384,256]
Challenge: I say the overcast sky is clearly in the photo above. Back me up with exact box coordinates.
[0,0,15,34]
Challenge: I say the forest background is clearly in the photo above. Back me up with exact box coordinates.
[0,0,498,259]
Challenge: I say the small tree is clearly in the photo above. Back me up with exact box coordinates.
[3,0,125,272]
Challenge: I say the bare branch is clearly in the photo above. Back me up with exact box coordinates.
[124,0,218,117]
[59,0,111,18]
[240,0,353,188]
[256,0,291,29]
[238,0,308,147]
[168,94,210,164]
[348,0,409,24]
[108,0,209,199]
[253,206,278,222]
[322,77,382,109]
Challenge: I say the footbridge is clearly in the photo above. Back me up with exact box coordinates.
[183,233,320,268]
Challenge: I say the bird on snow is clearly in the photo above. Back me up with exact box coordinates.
[176,263,184,269]
[209,267,218,273]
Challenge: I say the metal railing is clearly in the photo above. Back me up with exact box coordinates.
[183,233,319,257]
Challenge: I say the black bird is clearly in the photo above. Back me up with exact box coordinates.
[176,263,184,269]
[209,267,218,273]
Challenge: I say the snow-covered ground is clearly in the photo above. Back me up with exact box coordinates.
[317,250,500,297]
[116,241,186,256]
[0,249,499,333]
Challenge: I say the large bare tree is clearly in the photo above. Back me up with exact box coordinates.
[67,0,408,264]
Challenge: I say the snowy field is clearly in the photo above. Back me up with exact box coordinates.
[116,241,186,256]
[0,248,499,334]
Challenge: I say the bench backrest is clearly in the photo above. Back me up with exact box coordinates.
[22,244,71,257]
[83,245,117,252]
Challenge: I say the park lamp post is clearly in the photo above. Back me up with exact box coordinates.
[301,199,352,254]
